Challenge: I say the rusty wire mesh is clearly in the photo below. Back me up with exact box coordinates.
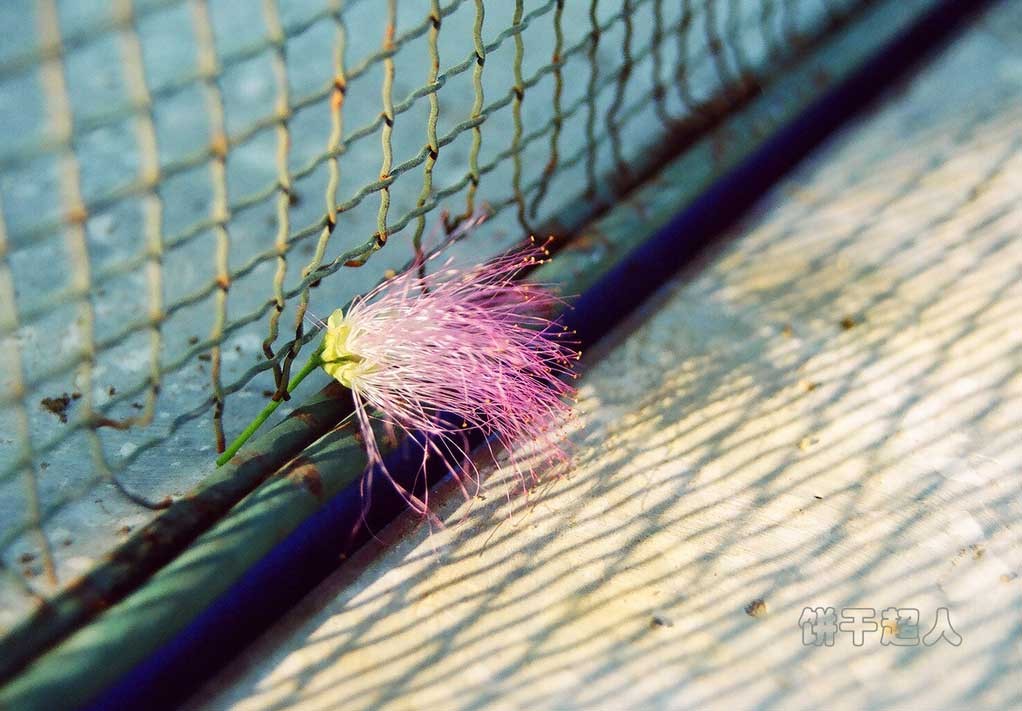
[0,0,863,626]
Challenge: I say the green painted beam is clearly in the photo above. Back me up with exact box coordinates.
[0,378,354,685]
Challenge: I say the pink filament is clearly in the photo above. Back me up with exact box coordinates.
[337,239,578,515]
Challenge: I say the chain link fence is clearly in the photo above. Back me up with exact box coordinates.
[0,0,862,631]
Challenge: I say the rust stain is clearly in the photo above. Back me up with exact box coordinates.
[293,408,320,427]
[286,456,325,500]
[233,451,268,472]
[331,83,345,110]
[65,204,88,225]
[141,525,161,545]
[565,226,614,254]
[65,577,111,616]
[209,132,229,160]
[180,492,220,519]
[321,380,348,400]
[40,393,75,423]
[92,415,133,430]
[565,233,597,251]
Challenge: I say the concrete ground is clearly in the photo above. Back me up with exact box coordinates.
[188,4,1022,710]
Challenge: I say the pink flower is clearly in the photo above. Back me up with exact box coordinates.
[321,237,578,514]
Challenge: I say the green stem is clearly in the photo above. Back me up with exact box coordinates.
[216,351,322,467]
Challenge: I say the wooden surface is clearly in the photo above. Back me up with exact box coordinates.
[191,5,1022,709]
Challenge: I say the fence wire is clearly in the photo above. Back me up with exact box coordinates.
[0,0,862,628]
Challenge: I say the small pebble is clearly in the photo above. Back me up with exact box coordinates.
[745,599,767,618]
[650,613,674,628]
